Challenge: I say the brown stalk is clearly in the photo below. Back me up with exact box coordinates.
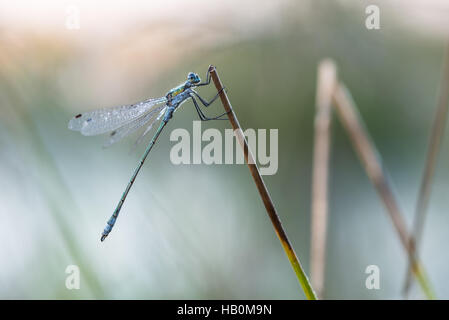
[332,83,435,299]
[403,43,449,296]
[310,59,337,299]
[208,65,317,300]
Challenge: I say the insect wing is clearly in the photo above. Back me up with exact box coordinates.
[68,96,167,136]
[103,105,166,147]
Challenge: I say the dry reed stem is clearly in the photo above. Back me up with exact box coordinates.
[209,65,317,300]
[403,43,449,297]
[310,59,337,299]
[332,83,435,299]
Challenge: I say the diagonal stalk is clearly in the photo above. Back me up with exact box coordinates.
[403,42,449,297]
[332,83,435,299]
[209,65,317,300]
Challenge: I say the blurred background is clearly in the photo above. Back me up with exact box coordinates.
[1,0,449,299]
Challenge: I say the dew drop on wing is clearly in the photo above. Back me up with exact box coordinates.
[80,97,167,136]
[104,105,166,148]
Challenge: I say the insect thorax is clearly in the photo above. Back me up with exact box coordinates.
[166,84,192,107]
[167,82,188,98]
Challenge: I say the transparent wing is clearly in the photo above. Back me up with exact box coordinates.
[68,96,167,136]
[133,107,167,147]
[103,105,166,147]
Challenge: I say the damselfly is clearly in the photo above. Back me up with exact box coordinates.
[68,69,227,241]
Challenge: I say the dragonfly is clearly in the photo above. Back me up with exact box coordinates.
[68,69,228,241]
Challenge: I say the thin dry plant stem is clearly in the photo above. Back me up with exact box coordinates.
[332,83,436,300]
[310,59,337,299]
[403,43,449,296]
[208,65,317,300]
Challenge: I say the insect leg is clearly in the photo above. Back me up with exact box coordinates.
[191,87,226,107]
[191,96,207,121]
[191,96,229,121]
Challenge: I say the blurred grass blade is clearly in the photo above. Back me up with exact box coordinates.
[209,65,317,300]
[0,60,104,298]
[332,83,436,300]
[310,59,337,299]
[403,42,449,297]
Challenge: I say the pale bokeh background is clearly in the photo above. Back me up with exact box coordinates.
[0,0,449,299]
